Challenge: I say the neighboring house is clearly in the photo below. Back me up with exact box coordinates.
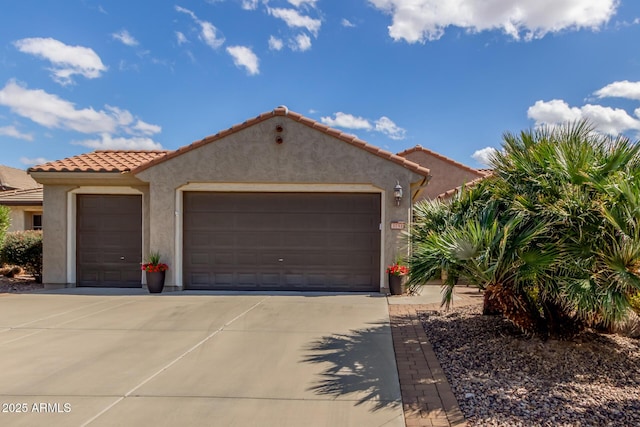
[29,107,430,292]
[397,145,486,201]
[435,175,489,201]
[0,165,43,232]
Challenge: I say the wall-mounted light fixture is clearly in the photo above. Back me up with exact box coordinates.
[394,181,403,206]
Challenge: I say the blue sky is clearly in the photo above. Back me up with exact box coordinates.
[1,0,640,170]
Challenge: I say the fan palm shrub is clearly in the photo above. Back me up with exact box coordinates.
[409,121,640,337]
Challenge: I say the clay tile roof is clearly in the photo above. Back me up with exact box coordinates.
[28,150,170,173]
[0,187,43,205]
[436,175,488,200]
[396,145,485,177]
[132,107,431,177]
[0,165,40,190]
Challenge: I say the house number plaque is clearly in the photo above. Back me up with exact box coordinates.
[390,221,406,230]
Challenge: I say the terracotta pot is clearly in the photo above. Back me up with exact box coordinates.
[389,274,405,295]
[146,271,165,293]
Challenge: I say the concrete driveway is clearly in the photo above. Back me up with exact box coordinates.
[0,290,404,427]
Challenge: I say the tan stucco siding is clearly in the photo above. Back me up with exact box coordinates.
[42,185,73,285]
[403,151,482,200]
[6,206,42,232]
[137,116,424,289]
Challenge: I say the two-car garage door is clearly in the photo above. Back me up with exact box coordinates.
[183,192,381,291]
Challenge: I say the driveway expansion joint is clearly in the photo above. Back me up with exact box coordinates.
[80,296,271,427]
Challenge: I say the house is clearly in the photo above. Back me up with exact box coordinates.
[0,165,43,232]
[29,107,431,292]
[397,145,486,201]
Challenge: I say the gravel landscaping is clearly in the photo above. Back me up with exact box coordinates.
[420,304,640,427]
[0,274,43,293]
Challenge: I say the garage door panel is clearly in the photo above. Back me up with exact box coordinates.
[183,192,380,291]
[244,232,281,247]
[77,195,142,288]
[282,233,327,247]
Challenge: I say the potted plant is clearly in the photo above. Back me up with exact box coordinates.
[141,252,169,293]
[387,262,409,295]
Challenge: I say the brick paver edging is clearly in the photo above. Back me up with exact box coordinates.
[389,289,483,427]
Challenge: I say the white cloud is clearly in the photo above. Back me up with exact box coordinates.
[132,120,162,135]
[111,29,139,46]
[175,5,197,20]
[321,112,372,130]
[594,80,640,101]
[375,116,406,140]
[342,18,356,28]
[74,133,163,150]
[292,33,312,51]
[268,7,322,36]
[321,112,407,139]
[13,37,107,85]
[241,0,259,10]
[528,99,640,135]
[527,99,583,125]
[0,80,161,137]
[20,157,51,166]
[0,125,33,141]
[200,21,225,49]
[368,0,618,43]
[175,31,188,45]
[175,5,225,49]
[226,46,260,75]
[0,80,115,133]
[580,104,640,135]
[472,147,498,166]
[288,0,318,7]
[268,35,284,50]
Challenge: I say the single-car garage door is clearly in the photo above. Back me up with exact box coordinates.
[76,194,142,287]
[183,192,381,291]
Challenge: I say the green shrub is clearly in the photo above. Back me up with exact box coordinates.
[0,205,10,247]
[631,292,640,314]
[0,230,43,282]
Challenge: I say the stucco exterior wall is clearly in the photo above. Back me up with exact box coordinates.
[137,116,425,289]
[6,206,42,232]
[42,185,73,285]
[402,150,482,200]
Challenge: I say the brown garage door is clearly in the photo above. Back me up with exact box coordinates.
[183,192,381,291]
[77,195,142,287]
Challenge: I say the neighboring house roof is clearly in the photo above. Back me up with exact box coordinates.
[0,187,43,206]
[435,175,488,201]
[477,168,493,176]
[397,145,485,200]
[132,107,431,177]
[397,145,485,176]
[29,150,170,173]
[0,165,41,191]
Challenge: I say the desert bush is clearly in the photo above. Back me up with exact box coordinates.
[0,205,9,247]
[0,230,42,282]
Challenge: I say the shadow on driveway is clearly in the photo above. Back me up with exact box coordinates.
[302,322,401,411]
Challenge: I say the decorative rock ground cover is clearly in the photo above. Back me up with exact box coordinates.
[420,305,640,427]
